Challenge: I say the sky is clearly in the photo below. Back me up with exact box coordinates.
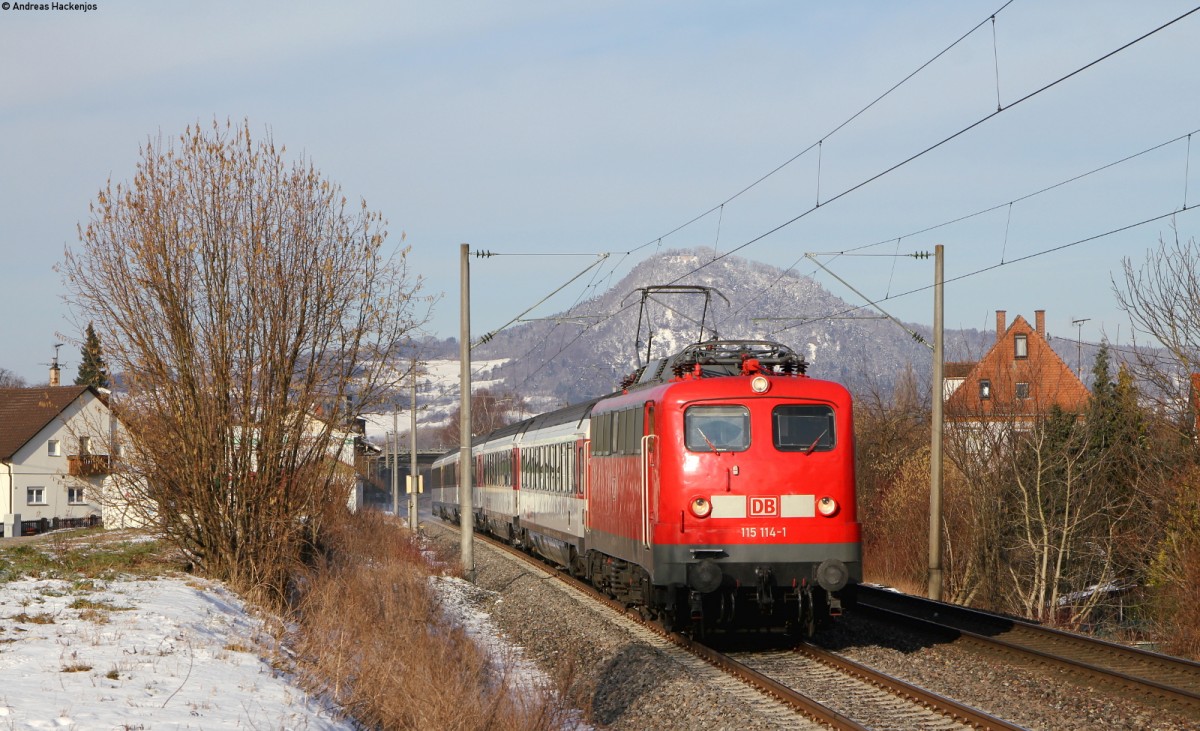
[3,1,1199,384]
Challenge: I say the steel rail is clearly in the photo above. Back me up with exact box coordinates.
[431,519,1015,729]
[857,585,1200,712]
[460,524,867,730]
[793,643,1024,731]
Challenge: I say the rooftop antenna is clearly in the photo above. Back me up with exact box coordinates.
[41,343,65,386]
[1071,318,1090,377]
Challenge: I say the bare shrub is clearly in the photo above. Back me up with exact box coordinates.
[863,447,930,593]
[289,511,576,729]
[1150,465,1200,659]
[854,372,930,592]
[62,119,431,608]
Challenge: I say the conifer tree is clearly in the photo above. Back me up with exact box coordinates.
[75,321,109,389]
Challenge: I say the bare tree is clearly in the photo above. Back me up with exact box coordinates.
[0,368,26,388]
[437,388,527,447]
[1113,227,1200,653]
[1113,227,1200,416]
[943,351,1165,628]
[61,119,430,608]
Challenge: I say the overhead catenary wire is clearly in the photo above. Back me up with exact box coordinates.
[817,128,1200,258]
[480,5,1200,389]
[806,254,931,349]
[507,203,1199,397]
[668,4,1200,291]
[1185,134,1193,209]
[474,2,1037,360]
[991,13,1003,112]
[470,252,608,351]
[618,0,1017,260]
[771,204,1200,337]
[719,125,1200,332]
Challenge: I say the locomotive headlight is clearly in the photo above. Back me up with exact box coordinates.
[750,375,770,393]
[817,496,839,517]
[690,496,712,518]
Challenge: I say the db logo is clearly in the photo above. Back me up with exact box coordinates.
[750,497,778,516]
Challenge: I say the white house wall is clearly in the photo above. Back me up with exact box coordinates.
[5,392,110,522]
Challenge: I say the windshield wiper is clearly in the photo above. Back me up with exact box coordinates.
[695,427,721,452]
[804,429,829,455]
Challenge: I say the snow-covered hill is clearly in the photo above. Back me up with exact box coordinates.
[363,247,1109,443]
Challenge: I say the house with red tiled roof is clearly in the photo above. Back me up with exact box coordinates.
[945,309,1090,431]
[0,385,114,536]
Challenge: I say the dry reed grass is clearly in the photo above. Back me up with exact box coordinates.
[288,510,580,729]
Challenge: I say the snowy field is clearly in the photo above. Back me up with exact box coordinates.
[0,574,350,730]
[0,547,565,729]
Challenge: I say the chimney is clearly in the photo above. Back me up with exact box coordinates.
[1035,310,1045,338]
[996,310,1006,343]
[49,363,60,386]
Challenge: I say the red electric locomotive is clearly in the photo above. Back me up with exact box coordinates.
[432,339,861,637]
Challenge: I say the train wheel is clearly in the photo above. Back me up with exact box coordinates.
[661,609,677,633]
[587,552,606,593]
[800,587,816,638]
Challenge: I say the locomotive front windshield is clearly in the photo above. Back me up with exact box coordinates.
[685,405,750,452]
[773,404,835,452]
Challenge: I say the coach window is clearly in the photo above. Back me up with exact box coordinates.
[591,415,609,456]
[685,405,750,452]
[624,410,643,451]
[773,405,834,452]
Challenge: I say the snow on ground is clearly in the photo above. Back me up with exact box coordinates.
[0,527,577,730]
[360,357,512,443]
[0,574,350,730]
[431,574,552,697]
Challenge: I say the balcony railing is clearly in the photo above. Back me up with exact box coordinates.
[68,454,111,477]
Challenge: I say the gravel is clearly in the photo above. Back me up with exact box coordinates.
[422,524,821,730]
[422,523,1200,730]
[815,613,1200,731]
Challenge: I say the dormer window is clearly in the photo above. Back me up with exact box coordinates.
[1015,334,1028,359]
[979,379,991,400]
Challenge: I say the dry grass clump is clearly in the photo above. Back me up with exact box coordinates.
[0,531,171,584]
[289,510,576,729]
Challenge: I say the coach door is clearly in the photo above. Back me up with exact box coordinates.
[640,401,658,550]
[577,439,589,533]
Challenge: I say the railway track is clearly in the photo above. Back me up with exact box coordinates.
[856,584,1200,717]
[433,520,1020,730]
[726,642,1022,730]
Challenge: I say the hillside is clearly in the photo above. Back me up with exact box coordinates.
[364,248,1024,444]
[469,248,996,408]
